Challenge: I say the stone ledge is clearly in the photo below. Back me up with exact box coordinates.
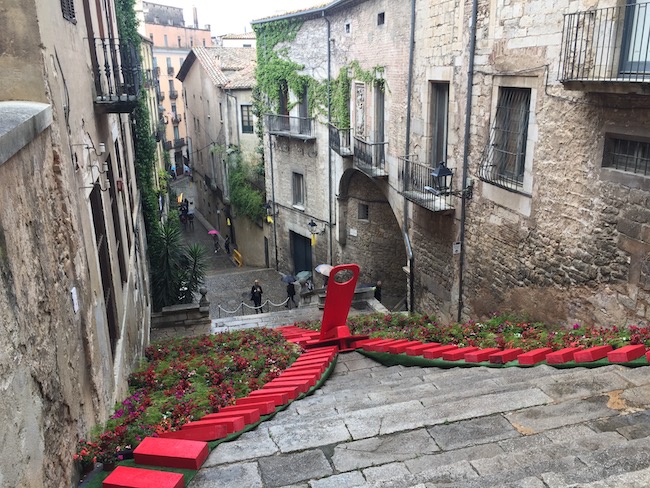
[0,101,52,166]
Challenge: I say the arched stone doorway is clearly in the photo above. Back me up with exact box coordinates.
[337,169,407,310]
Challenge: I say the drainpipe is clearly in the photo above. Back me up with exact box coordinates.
[269,132,279,271]
[457,0,479,322]
[404,0,416,312]
[324,12,333,265]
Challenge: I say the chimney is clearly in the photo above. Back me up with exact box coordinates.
[193,6,198,29]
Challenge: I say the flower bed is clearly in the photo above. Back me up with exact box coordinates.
[76,328,301,473]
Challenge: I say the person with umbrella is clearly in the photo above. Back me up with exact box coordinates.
[285,280,298,309]
[250,279,263,313]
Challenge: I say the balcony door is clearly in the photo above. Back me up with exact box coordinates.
[621,0,650,74]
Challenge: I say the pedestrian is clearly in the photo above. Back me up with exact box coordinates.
[285,281,297,309]
[374,280,382,302]
[224,235,230,255]
[250,279,263,313]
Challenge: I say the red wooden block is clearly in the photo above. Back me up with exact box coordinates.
[546,347,583,365]
[158,424,228,442]
[280,367,322,376]
[258,384,302,398]
[286,363,326,374]
[442,346,480,361]
[422,345,458,359]
[202,408,261,424]
[274,374,318,387]
[387,341,423,354]
[227,399,276,415]
[405,343,441,356]
[301,347,338,357]
[133,437,208,470]
[266,378,311,392]
[103,466,184,488]
[464,348,501,363]
[294,358,332,368]
[353,338,390,348]
[574,345,613,363]
[374,339,412,352]
[608,344,646,363]
[364,339,401,352]
[247,390,291,405]
[489,348,523,364]
[517,347,553,365]
[181,416,246,434]
[296,352,335,362]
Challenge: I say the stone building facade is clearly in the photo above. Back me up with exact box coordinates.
[177,46,266,265]
[0,0,151,485]
[143,2,213,176]
[255,0,649,325]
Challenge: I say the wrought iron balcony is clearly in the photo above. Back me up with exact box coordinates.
[353,137,388,177]
[329,124,352,157]
[158,90,165,101]
[560,2,650,93]
[169,90,178,100]
[92,38,141,113]
[398,157,454,213]
[167,66,175,76]
[266,114,315,140]
[171,114,182,124]
[154,66,161,77]
[163,141,172,150]
[173,137,185,148]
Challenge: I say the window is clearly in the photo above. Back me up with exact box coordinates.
[178,36,182,47]
[171,103,177,114]
[428,82,449,166]
[377,12,385,25]
[173,126,180,140]
[190,37,194,47]
[603,135,650,176]
[292,172,305,207]
[243,43,252,48]
[166,57,172,68]
[61,0,76,22]
[219,103,223,122]
[299,85,310,135]
[621,0,650,74]
[479,86,531,191]
[168,79,175,91]
[345,23,351,33]
[164,35,168,47]
[358,203,369,220]
[149,34,154,43]
[202,39,206,47]
[241,105,254,133]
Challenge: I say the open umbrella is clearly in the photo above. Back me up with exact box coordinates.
[281,274,296,284]
[295,270,312,283]
[208,230,220,235]
[315,264,333,276]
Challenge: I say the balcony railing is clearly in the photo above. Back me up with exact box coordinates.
[266,114,315,140]
[167,66,175,76]
[169,90,178,100]
[173,137,185,148]
[154,66,161,77]
[163,141,172,150]
[92,38,141,113]
[172,114,182,124]
[398,157,454,213]
[560,3,650,91]
[158,91,165,101]
[329,124,352,157]
[353,137,388,177]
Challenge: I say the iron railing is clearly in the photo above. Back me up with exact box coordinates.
[172,114,182,124]
[154,66,161,77]
[173,137,185,148]
[92,38,141,113]
[158,90,165,101]
[266,114,315,139]
[353,137,388,177]
[398,157,454,212]
[163,141,172,150]
[329,124,352,157]
[560,2,650,83]
[167,66,175,76]
[169,90,178,100]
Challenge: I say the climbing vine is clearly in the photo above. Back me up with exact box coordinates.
[226,147,265,223]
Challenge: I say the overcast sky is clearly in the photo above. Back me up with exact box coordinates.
[161,0,325,36]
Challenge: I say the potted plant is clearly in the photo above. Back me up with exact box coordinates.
[73,440,97,475]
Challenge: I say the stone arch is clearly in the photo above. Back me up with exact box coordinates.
[337,168,407,309]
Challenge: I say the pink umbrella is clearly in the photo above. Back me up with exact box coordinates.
[208,230,219,235]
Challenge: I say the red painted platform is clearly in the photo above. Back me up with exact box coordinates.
[488,348,523,364]
[405,343,441,356]
[464,348,501,363]
[247,390,291,404]
[232,398,277,414]
[133,437,208,470]
[180,416,246,434]
[442,346,479,361]
[574,345,613,363]
[422,345,458,359]
[158,424,227,442]
[546,347,582,365]
[608,344,646,363]
[202,407,261,424]
[387,341,423,354]
[103,466,184,488]
[259,384,303,397]
[265,379,311,393]
[361,339,398,352]
[373,340,412,353]
[517,348,553,365]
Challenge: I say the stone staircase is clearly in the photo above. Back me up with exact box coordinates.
[198,351,650,487]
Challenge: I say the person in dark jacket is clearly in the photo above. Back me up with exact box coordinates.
[374,280,382,302]
[286,282,297,309]
[250,280,263,313]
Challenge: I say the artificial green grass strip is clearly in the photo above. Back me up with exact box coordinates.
[359,350,650,369]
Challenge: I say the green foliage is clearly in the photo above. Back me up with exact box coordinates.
[178,244,207,304]
[227,148,265,222]
[331,67,351,129]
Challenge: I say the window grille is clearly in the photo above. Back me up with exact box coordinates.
[241,105,254,133]
[603,136,650,176]
[358,203,369,220]
[479,87,531,191]
[61,0,76,23]
[292,172,305,206]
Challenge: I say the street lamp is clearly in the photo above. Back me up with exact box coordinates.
[425,161,473,200]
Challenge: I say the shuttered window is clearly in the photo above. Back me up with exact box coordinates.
[61,0,76,23]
